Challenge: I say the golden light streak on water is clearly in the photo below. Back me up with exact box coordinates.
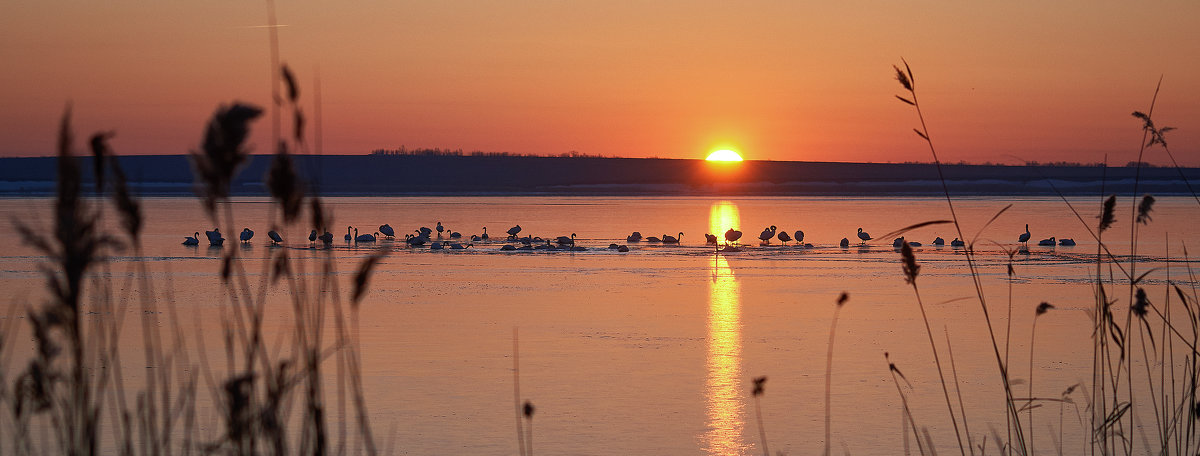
[709,200,741,244]
[703,201,747,455]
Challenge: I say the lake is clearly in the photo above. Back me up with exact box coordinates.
[1,195,1196,455]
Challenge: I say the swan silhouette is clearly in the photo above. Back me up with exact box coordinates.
[406,233,428,246]
[724,228,743,246]
[1018,224,1031,246]
[950,238,965,247]
[449,243,471,250]
[449,231,462,239]
[839,237,850,248]
[857,228,871,245]
[555,233,576,246]
[1059,238,1076,246]
[240,228,254,243]
[436,222,444,237]
[482,227,489,240]
[759,226,777,245]
[355,229,377,243]
[627,231,643,242]
[892,237,905,248]
[345,226,353,242]
[1037,237,1056,246]
[704,233,718,245]
[205,228,224,246]
[268,230,283,245]
[777,230,792,244]
[309,230,318,243]
[662,232,682,244]
[379,224,395,239]
[932,236,945,246]
[507,225,522,239]
[319,231,334,245]
[794,230,805,245]
[183,232,200,246]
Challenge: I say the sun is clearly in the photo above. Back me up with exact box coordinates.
[705,150,743,162]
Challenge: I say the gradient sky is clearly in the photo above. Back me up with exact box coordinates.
[2,1,1198,164]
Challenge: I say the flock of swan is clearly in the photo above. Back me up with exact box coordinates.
[183,222,1076,252]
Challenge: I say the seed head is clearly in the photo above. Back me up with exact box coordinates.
[900,242,920,285]
[1133,288,1150,318]
[1098,195,1117,232]
[1137,194,1155,225]
[752,376,767,397]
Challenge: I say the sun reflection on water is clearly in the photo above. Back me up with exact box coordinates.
[703,201,746,455]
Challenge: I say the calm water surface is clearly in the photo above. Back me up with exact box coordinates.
[1,195,1197,454]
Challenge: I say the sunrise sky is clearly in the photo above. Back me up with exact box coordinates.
[2,1,1198,164]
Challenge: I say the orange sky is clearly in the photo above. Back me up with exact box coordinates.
[2,1,1198,164]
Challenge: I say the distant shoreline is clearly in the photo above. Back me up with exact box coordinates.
[1,154,1197,196]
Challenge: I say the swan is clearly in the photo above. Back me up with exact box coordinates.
[950,238,965,247]
[482,227,489,240]
[1059,238,1076,246]
[319,231,334,244]
[777,230,792,244]
[892,237,905,248]
[240,228,254,243]
[205,228,225,246]
[627,231,643,242]
[857,228,871,244]
[449,231,462,239]
[471,234,482,241]
[718,245,741,253]
[183,232,200,246]
[662,232,682,244]
[839,237,850,248]
[418,226,433,237]
[1018,224,1031,246]
[431,241,444,250]
[436,222,444,237]
[794,230,805,245]
[309,230,318,243]
[759,226,777,245]
[1037,237,1056,246]
[345,226,353,242]
[268,230,283,245]
[406,234,428,246]
[354,228,376,243]
[500,244,516,251]
[724,228,743,245]
[704,233,718,245]
[646,236,661,243]
[932,236,945,246]
[449,243,471,250]
[908,241,922,247]
[617,245,629,252]
[556,233,576,246]
[379,224,395,239]
[507,225,522,239]
[608,243,620,249]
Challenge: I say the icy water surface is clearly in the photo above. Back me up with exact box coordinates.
[1,195,1197,454]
